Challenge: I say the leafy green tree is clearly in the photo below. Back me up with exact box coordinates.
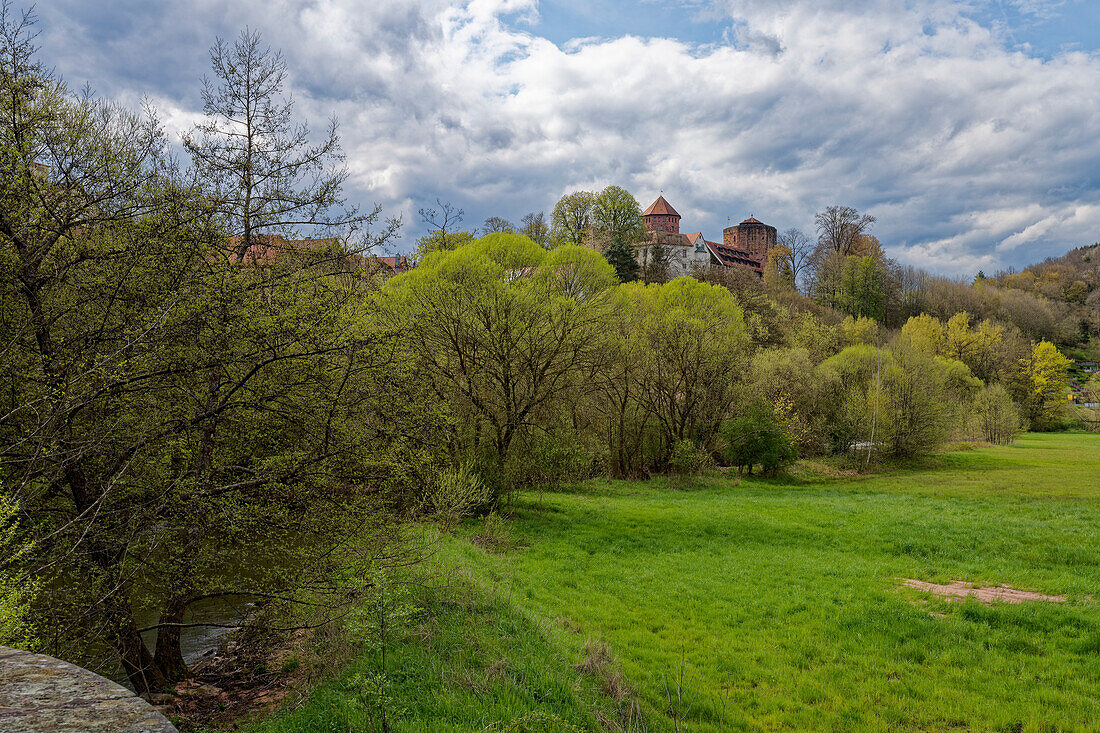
[592,186,645,246]
[384,233,615,493]
[0,12,410,692]
[414,228,475,259]
[550,190,595,248]
[630,278,749,460]
[837,255,885,320]
[972,383,1022,444]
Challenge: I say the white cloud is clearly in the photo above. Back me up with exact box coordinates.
[35,0,1100,270]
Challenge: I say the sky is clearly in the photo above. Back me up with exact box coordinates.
[34,0,1100,275]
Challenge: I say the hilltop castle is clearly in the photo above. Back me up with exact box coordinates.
[636,195,777,276]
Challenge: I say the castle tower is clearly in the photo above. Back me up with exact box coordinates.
[723,216,777,261]
[642,195,680,235]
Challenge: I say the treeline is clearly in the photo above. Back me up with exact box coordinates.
[382,233,1074,495]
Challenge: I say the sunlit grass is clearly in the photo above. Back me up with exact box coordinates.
[251,433,1100,731]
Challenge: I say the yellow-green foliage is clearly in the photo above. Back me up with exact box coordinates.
[1011,340,1074,427]
[0,496,37,648]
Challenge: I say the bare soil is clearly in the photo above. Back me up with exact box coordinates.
[901,578,1066,604]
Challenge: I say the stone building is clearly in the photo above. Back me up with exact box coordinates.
[636,196,775,277]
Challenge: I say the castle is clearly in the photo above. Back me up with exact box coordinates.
[635,195,777,276]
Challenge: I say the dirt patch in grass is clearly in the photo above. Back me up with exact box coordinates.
[902,579,1066,604]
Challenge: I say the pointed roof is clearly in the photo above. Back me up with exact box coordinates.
[643,195,680,218]
[740,216,762,225]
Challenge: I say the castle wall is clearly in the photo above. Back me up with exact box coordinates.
[722,222,776,260]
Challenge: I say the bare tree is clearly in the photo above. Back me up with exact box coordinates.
[778,227,813,291]
[482,216,515,234]
[418,198,464,241]
[814,205,875,256]
[184,29,370,258]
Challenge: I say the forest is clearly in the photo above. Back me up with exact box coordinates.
[1,5,1097,729]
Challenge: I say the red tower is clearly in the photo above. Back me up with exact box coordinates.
[642,195,680,234]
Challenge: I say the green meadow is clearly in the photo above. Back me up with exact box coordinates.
[250,433,1100,732]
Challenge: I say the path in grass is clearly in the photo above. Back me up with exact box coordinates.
[445,433,1100,731]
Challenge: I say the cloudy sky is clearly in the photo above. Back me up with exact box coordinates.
[36,0,1100,274]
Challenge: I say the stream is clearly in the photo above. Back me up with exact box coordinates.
[107,596,255,689]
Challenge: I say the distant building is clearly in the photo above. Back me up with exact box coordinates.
[222,234,413,278]
[636,196,776,276]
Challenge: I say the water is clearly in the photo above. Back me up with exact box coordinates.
[107,596,253,688]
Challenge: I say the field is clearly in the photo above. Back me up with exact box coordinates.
[250,433,1100,732]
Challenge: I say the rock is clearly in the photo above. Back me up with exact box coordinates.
[0,646,177,732]
[190,683,224,698]
[139,693,176,706]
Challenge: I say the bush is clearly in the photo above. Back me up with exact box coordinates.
[423,464,493,524]
[971,383,1023,444]
[722,401,798,477]
[667,439,713,486]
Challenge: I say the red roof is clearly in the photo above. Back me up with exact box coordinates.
[643,195,680,218]
[740,217,762,225]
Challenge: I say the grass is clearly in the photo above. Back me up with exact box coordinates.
[249,433,1100,731]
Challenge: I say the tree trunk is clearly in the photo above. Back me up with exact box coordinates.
[109,597,170,694]
[154,594,192,682]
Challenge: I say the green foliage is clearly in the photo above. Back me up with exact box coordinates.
[591,185,645,248]
[667,439,714,484]
[836,255,885,320]
[604,238,639,282]
[1009,340,1073,429]
[0,495,37,648]
[722,400,798,476]
[972,383,1023,445]
[424,464,493,525]
[413,229,475,259]
[550,191,595,248]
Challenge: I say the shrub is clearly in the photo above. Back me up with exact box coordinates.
[722,401,798,477]
[667,439,713,486]
[423,464,493,524]
[971,383,1023,444]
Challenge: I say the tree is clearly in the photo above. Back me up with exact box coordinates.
[0,2,169,684]
[1,12,408,694]
[836,256,885,320]
[763,243,794,289]
[592,185,645,248]
[183,29,369,259]
[641,237,672,284]
[778,228,813,291]
[972,383,1022,444]
[483,216,515,234]
[384,234,615,493]
[550,190,595,248]
[604,238,639,282]
[723,400,797,477]
[520,211,549,248]
[815,205,876,255]
[1009,340,1072,428]
[629,278,749,460]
